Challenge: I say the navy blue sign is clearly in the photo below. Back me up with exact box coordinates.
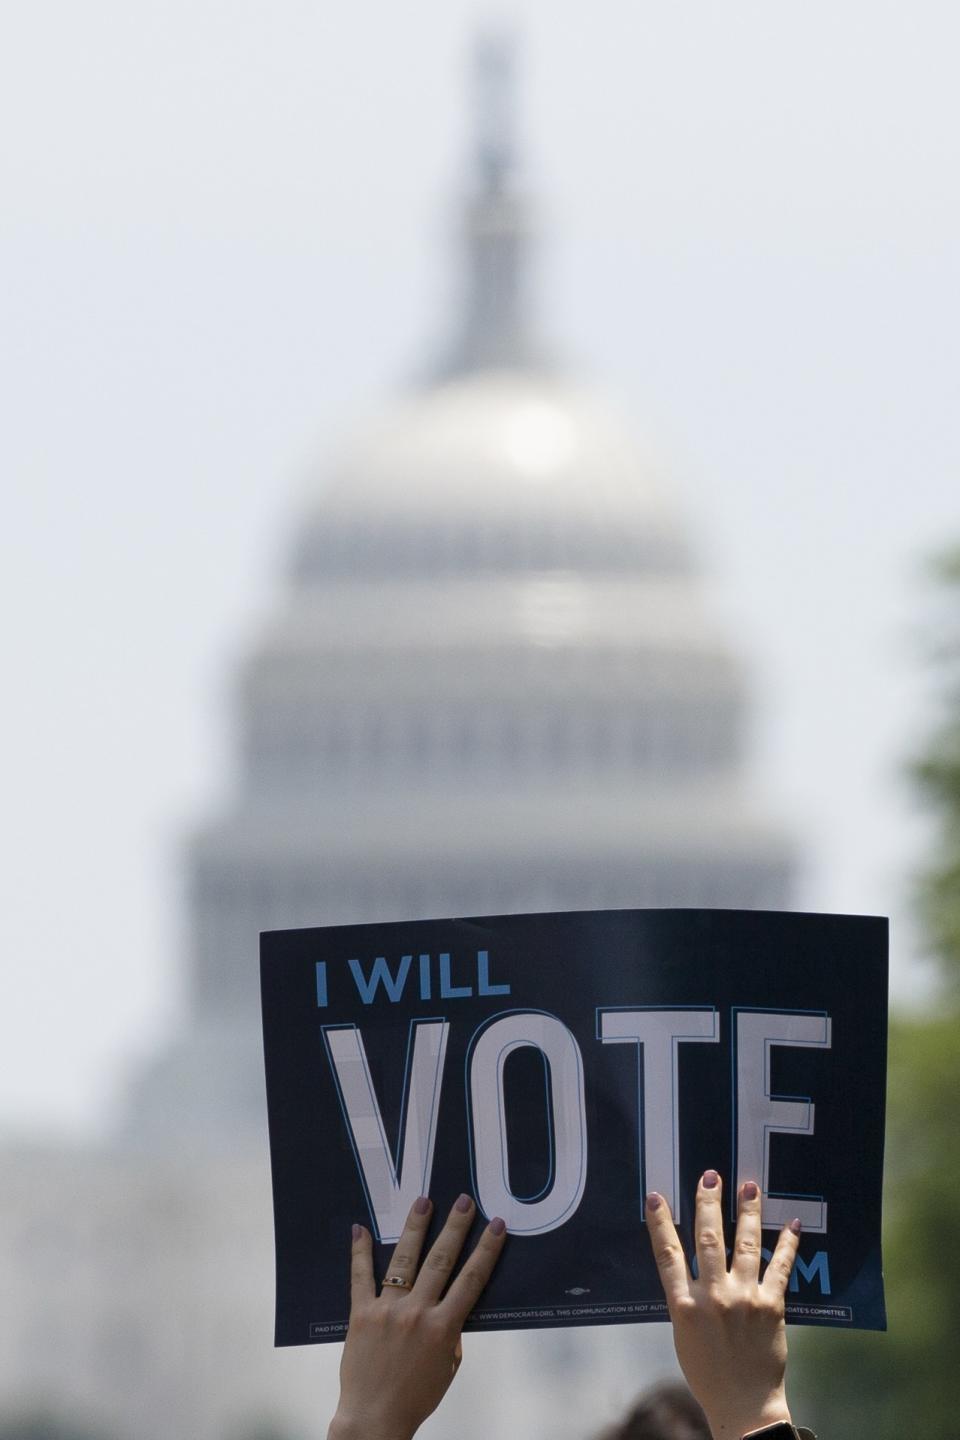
[260,908,888,1345]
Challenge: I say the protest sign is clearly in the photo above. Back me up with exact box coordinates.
[260,907,887,1345]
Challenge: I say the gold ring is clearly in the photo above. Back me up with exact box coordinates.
[382,1275,412,1289]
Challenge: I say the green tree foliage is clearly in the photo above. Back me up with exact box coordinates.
[793,550,960,1440]
[913,547,960,996]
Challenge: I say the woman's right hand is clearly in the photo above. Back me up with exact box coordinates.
[328,1193,506,1440]
[646,1171,801,1440]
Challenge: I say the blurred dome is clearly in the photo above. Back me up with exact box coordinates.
[293,370,687,584]
[320,370,672,521]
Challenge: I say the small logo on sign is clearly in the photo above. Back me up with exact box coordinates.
[564,1286,590,1296]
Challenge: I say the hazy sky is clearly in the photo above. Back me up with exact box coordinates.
[2,0,958,1137]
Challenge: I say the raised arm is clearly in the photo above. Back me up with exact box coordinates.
[646,1171,811,1440]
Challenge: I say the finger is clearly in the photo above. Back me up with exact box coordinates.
[411,1193,476,1304]
[694,1170,727,1286]
[440,1216,507,1325]
[349,1223,375,1308]
[645,1192,692,1310]
[381,1195,433,1294]
[731,1179,763,1282]
[762,1217,802,1298]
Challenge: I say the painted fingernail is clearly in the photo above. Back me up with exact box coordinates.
[702,1169,719,1189]
[645,1192,662,1212]
[414,1195,431,1215]
[455,1193,473,1213]
[352,1223,362,1241]
[742,1180,759,1200]
[490,1216,506,1236]
[790,1217,802,1235]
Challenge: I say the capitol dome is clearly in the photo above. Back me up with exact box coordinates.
[284,370,702,696]
[128,33,792,1140]
[175,138,791,1070]
[302,369,682,560]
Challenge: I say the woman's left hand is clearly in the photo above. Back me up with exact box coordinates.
[328,1193,507,1440]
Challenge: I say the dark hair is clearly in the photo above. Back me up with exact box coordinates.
[594,1380,712,1440]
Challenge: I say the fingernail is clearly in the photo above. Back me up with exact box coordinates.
[352,1223,362,1241]
[790,1217,802,1235]
[742,1180,759,1201]
[702,1169,719,1189]
[645,1192,662,1212]
[490,1216,506,1236]
[414,1195,431,1215]
[455,1193,473,1213]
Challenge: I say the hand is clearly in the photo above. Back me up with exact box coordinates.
[328,1194,507,1440]
[646,1172,801,1440]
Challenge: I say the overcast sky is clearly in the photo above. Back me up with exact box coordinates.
[2,0,958,1138]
